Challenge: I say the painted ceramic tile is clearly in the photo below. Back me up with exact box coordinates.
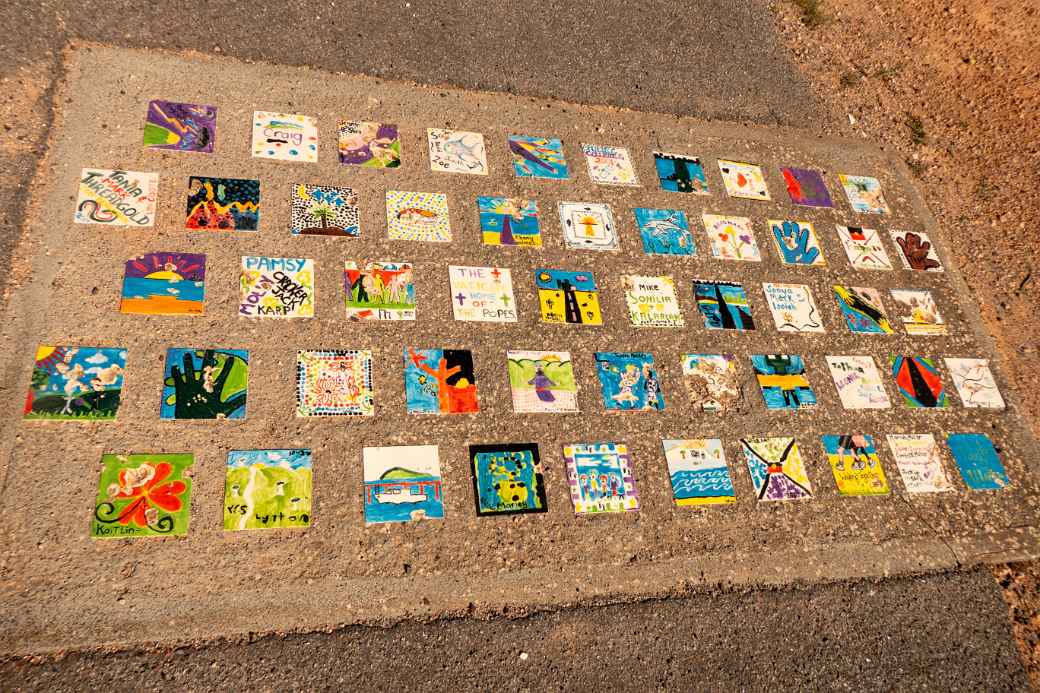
[762,282,825,333]
[769,219,825,266]
[717,159,770,200]
[290,184,359,237]
[822,434,890,496]
[363,445,444,524]
[780,167,832,207]
[594,352,665,411]
[559,201,619,250]
[92,453,193,538]
[24,346,126,421]
[344,261,416,321]
[239,256,314,318]
[825,355,891,410]
[224,449,312,531]
[890,230,943,272]
[890,355,948,408]
[186,176,259,231]
[839,174,890,214]
[428,128,487,175]
[75,168,157,227]
[143,100,215,153]
[945,358,1004,409]
[385,190,451,242]
[507,135,569,179]
[296,350,374,417]
[834,285,893,334]
[535,269,602,325]
[663,439,735,506]
[477,196,541,247]
[886,434,953,493]
[741,437,813,501]
[622,274,684,328]
[836,225,892,271]
[251,111,317,162]
[507,350,579,413]
[563,442,639,513]
[469,443,547,516]
[161,348,248,420]
[948,433,1010,491]
[581,143,639,186]
[889,289,947,336]
[694,280,756,331]
[635,208,694,256]
[120,252,205,315]
[752,354,817,410]
[404,348,479,414]
[702,214,761,262]
[681,353,742,412]
[448,265,517,322]
[338,121,400,168]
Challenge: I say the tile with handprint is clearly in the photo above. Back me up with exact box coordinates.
[160,348,249,420]
[768,219,826,266]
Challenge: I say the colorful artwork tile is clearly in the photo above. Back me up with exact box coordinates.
[825,355,891,410]
[160,348,248,420]
[663,439,735,506]
[363,445,444,524]
[296,350,374,417]
[338,121,400,168]
[948,433,1010,491]
[890,289,947,336]
[186,176,259,231]
[344,261,416,321]
[702,213,761,262]
[469,443,547,516]
[752,354,817,410]
[681,353,742,412]
[762,282,825,333]
[75,168,157,227]
[834,285,893,334]
[694,280,756,331]
[822,434,890,496]
[428,128,487,175]
[769,219,825,266]
[563,442,639,514]
[92,453,193,539]
[741,437,813,501]
[507,350,579,413]
[581,143,639,186]
[477,196,541,247]
[290,184,359,237]
[507,135,569,179]
[622,274,683,328]
[385,190,451,242]
[24,346,127,421]
[143,100,215,153]
[404,348,479,414]
[223,450,312,531]
[839,174,890,214]
[890,230,943,272]
[239,256,314,318]
[886,434,953,493]
[634,208,694,256]
[890,355,948,409]
[120,252,205,316]
[717,159,770,201]
[594,352,665,411]
[836,225,893,271]
[653,152,709,196]
[945,358,1004,409]
[535,269,602,325]
[559,201,619,250]
[251,111,317,162]
[780,167,832,207]
[448,265,517,323]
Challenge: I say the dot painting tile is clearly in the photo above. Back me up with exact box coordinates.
[295,350,374,417]
[385,190,451,242]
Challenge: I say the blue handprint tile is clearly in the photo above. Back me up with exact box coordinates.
[768,219,826,267]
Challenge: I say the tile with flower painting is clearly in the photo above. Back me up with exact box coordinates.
[92,453,193,538]
[702,214,761,262]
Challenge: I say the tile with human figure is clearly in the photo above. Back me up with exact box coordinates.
[91,453,194,539]
[889,289,947,336]
[594,352,665,412]
[741,437,813,501]
[404,348,479,414]
[822,434,890,496]
[363,445,444,524]
[534,269,602,325]
[469,443,547,516]
[563,442,639,514]
[507,350,579,413]
[344,261,415,321]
